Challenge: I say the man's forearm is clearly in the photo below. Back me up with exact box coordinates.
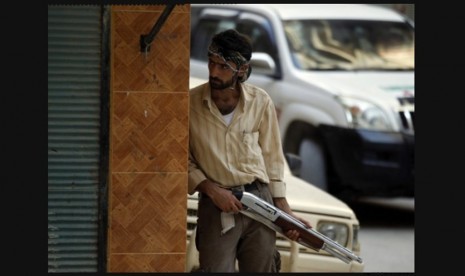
[273,197,293,214]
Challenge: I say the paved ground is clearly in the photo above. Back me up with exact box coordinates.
[359,226,414,272]
[347,197,414,273]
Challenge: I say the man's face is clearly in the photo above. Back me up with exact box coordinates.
[207,55,239,90]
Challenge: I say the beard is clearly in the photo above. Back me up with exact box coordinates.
[209,75,237,90]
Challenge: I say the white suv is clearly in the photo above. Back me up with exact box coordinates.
[187,77,364,272]
[190,4,414,199]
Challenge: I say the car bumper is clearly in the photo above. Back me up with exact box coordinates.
[319,124,414,197]
[279,250,365,272]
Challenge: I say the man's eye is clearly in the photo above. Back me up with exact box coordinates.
[222,64,230,70]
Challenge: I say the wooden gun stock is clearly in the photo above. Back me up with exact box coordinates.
[274,216,324,250]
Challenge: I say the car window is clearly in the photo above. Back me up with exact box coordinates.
[190,11,236,61]
[284,19,414,70]
[236,12,277,61]
[191,8,278,66]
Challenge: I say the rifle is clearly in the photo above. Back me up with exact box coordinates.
[233,191,363,264]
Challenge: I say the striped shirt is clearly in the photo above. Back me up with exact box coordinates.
[188,81,286,198]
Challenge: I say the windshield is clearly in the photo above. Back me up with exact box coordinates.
[283,19,414,71]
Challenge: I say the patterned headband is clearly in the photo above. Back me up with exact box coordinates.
[208,42,249,68]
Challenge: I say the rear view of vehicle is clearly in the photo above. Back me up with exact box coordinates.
[190,4,414,199]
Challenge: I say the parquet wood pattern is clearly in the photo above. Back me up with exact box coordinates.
[108,5,190,272]
[112,6,190,92]
[109,253,185,272]
[110,173,187,253]
[111,92,188,173]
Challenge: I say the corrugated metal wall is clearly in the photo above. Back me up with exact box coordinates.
[48,5,102,272]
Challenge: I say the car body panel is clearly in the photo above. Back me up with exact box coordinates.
[189,3,414,198]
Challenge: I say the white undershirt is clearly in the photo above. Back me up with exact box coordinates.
[222,109,235,125]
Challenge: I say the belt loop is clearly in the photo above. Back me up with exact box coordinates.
[255,180,262,193]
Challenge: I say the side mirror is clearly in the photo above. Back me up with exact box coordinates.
[285,153,301,176]
[250,52,277,76]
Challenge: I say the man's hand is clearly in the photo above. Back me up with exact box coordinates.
[273,197,312,241]
[196,179,243,213]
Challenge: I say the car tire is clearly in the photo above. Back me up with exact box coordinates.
[299,138,328,191]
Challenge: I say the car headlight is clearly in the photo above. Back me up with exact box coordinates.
[338,96,393,131]
[352,224,361,252]
[317,221,349,246]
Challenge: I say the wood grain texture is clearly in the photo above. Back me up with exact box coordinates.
[109,173,187,253]
[108,5,190,272]
[111,92,188,173]
[109,253,185,272]
[112,6,190,92]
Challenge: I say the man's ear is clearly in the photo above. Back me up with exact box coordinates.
[238,64,249,76]
[238,64,251,82]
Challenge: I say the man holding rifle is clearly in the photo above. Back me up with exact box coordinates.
[188,29,312,272]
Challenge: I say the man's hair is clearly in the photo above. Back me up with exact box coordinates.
[209,29,253,82]
[211,29,252,62]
